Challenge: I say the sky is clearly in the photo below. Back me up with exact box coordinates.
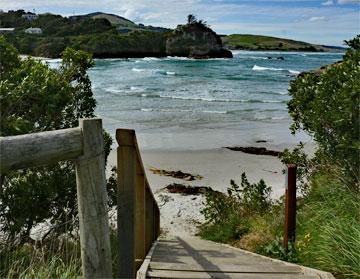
[1,0,359,46]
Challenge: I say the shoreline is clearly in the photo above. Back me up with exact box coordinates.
[19,48,342,60]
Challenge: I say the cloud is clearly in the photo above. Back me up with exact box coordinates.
[337,0,360,3]
[322,0,334,5]
[309,16,326,21]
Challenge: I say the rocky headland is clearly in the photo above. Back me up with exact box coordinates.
[166,21,233,59]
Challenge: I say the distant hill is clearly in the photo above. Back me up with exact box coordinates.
[0,10,345,58]
[222,34,345,52]
[86,12,137,27]
[82,12,170,33]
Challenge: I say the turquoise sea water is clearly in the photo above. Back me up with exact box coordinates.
[48,51,343,150]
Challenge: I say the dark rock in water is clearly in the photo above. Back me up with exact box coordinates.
[225,146,282,157]
[277,56,285,60]
[166,22,233,59]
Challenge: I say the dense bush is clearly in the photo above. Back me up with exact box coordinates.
[287,35,360,191]
[1,10,170,58]
[0,36,113,243]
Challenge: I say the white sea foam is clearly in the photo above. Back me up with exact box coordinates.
[132,67,146,72]
[143,57,160,61]
[241,56,269,60]
[159,95,225,102]
[141,108,153,112]
[252,65,284,71]
[203,110,227,114]
[130,86,145,92]
[289,69,301,75]
[252,65,300,74]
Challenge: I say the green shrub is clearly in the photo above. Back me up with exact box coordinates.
[262,236,298,262]
[287,36,360,191]
[199,173,272,243]
[0,37,113,243]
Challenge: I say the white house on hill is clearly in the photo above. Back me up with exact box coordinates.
[0,28,15,33]
[25,27,42,34]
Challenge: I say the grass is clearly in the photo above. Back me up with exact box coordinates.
[296,173,360,277]
[198,172,360,278]
[221,34,328,51]
[0,237,81,278]
[0,229,119,278]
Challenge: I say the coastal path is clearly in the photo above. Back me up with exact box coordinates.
[0,118,334,279]
[137,236,334,279]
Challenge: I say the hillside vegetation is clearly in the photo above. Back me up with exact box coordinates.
[1,10,170,58]
[222,34,343,52]
[1,10,343,58]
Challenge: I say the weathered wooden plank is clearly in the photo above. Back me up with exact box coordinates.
[75,118,112,278]
[145,186,154,253]
[149,262,301,273]
[146,270,319,279]
[0,127,82,173]
[117,129,136,278]
[137,240,158,279]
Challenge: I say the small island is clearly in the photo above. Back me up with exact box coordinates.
[166,15,232,59]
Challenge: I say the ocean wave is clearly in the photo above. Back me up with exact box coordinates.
[252,65,300,75]
[288,69,301,75]
[254,115,288,120]
[237,56,268,60]
[141,108,153,112]
[143,57,160,61]
[130,86,145,92]
[252,65,284,71]
[203,110,228,114]
[139,93,286,104]
[132,67,146,72]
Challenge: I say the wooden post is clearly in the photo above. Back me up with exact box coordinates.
[284,164,297,252]
[75,118,113,278]
[116,129,136,278]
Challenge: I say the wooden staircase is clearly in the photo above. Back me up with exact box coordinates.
[139,236,334,279]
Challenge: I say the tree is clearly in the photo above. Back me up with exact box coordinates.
[287,35,360,192]
[0,36,113,242]
[187,14,197,24]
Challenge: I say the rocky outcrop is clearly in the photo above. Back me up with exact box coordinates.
[166,22,233,59]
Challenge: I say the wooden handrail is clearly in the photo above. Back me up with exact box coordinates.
[0,119,113,279]
[0,127,82,173]
[116,129,160,278]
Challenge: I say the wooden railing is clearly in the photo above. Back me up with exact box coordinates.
[0,121,160,278]
[0,119,113,278]
[116,129,160,278]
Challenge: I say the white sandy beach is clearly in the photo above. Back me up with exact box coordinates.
[106,140,314,237]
